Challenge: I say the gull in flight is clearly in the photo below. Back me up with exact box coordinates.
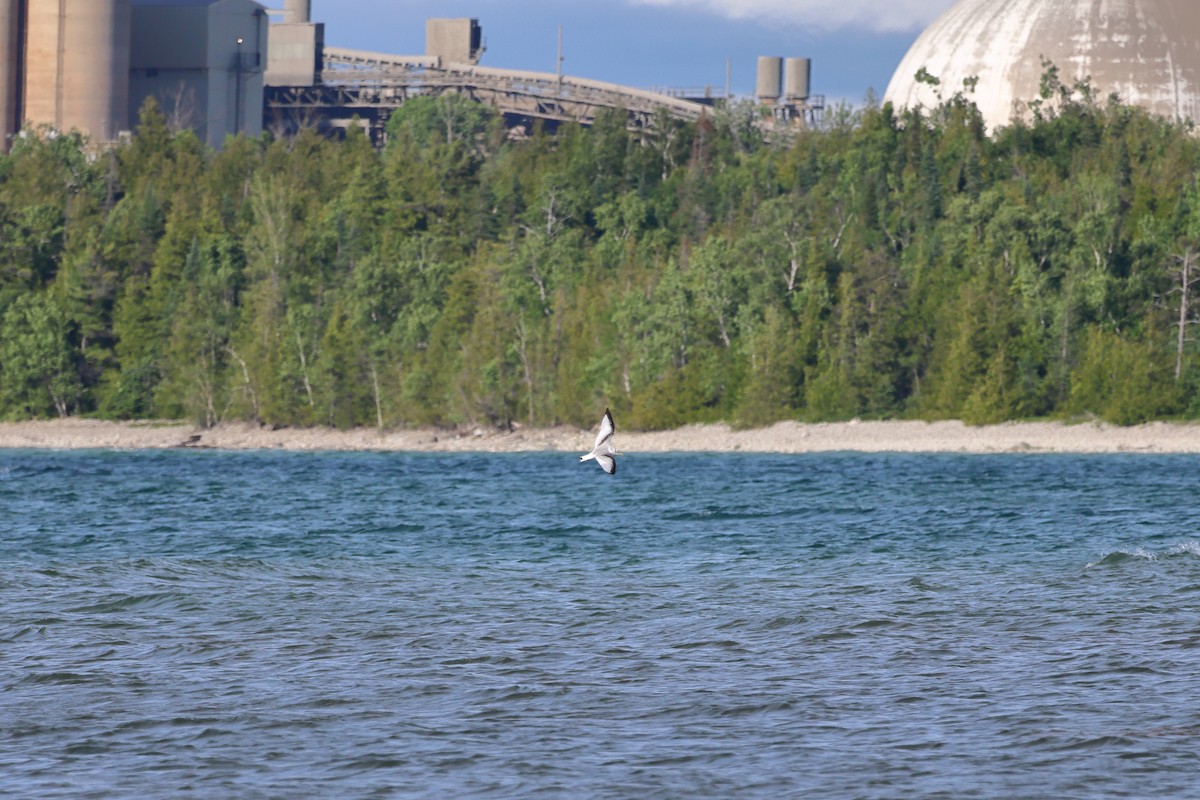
[580,408,620,475]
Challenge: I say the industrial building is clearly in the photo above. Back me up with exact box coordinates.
[264,0,322,87]
[0,0,267,149]
[0,1,818,149]
[129,0,267,147]
[884,0,1200,131]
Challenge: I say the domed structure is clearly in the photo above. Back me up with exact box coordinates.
[884,0,1200,130]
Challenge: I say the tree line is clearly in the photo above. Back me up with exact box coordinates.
[2,75,1200,430]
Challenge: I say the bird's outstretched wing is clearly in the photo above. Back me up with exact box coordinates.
[594,408,615,452]
[594,452,616,475]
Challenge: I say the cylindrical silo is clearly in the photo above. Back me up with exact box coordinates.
[284,0,312,24]
[22,1,62,131]
[0,0,18,146]
[784,57,811,102]
[66,0,132,142]
[23,0,131,143]
[755,56,782,104]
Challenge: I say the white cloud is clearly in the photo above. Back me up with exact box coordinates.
[628,0,957,33]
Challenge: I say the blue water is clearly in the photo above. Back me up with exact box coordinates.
[2,450,1199,799]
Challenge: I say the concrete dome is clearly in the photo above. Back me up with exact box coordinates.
[884,0,1200,130]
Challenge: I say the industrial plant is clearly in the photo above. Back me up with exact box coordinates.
[1,0,269,149]
[4,0,1200,151]
[885,0,1200,131]
[0,0,822,150]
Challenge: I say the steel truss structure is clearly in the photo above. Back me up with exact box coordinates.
[265,46,713,144]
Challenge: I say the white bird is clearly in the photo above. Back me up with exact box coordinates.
[579,408,620,475]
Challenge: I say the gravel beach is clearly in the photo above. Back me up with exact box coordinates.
[2,417,1200,453]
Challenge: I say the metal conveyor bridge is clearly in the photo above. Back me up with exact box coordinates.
[265,46,714,143]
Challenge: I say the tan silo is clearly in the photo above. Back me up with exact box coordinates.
[755,56,782,104]
[0,0,18,146]
[22,1,58,132]
[23,0,132,143]
[784,58,811,102]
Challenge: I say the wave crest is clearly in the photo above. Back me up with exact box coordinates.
[1087,541,1200,568]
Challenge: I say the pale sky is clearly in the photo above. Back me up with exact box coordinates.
[307,0,959,106]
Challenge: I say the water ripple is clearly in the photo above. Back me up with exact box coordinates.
[1,451,1199,798]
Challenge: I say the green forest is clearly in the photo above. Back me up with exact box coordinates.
[2,71,1200,430]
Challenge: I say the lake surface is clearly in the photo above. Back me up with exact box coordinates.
[2,449,1199,798]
